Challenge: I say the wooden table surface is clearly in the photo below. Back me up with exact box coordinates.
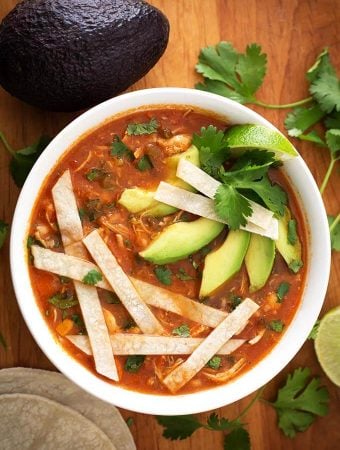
[0,0,339,449]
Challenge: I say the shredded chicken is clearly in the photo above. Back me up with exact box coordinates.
[156,134,192,155]
[74,151,93,173]
[34,224,57,249]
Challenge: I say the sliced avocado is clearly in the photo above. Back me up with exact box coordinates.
[245,234,275,292]
[275,207,303,273]
[200,230,250,297]
[118,145,199,217]
[0,0,169,111]
[139,218,224,264]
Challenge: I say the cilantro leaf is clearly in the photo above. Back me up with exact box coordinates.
[48,293,78,309]
[284,104,325,137]
[156,415,203,440]
[82,269,103,285]
[196,42,267,104]
[192,125,229,178]
[276,282,290,302]
[325,129,340,157]
[0,220,9,249]
[154,266,172,285]
[224,427,250,450]
[328,215,340,251]
[127,118,159,135]
[270,367,329,438]
[206,413,237,431]
[215,184,252,229]
[296,130,326,146]
[207,356,221,370]
[287,219,298,245]
[307,49,340,113]
[176,268,194,281]
[124,355,145,373]
[325,111,340,129]
[221,167,287,217]
[172,324,190,337]
[269,320,284,332]
[307,320,320,340]
[137,155,153,171]
[231,149,276,171]
[85,168,106,182]
[0,132,51,187]
[111,136,134,160]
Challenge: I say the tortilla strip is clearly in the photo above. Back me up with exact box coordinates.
[154,182,278,240]
[82,230,164,335]
[177,158,274,229]
[32,246,228,328]
[130,278,227,328]
[162,298,259,393]
[67,334,246,356]
[52,171,119,381]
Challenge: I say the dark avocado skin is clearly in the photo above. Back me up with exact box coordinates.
[0,0,169,111]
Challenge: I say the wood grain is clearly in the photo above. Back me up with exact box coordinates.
[0,0,339,449]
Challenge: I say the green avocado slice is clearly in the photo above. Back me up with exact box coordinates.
[118,145,199,217]
[200,230,250,298]
[139,218,224,265]
[275,207,303,273]
[245,234,275,292]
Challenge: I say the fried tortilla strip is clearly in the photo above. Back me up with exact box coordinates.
[52,171,119,381]
[130,278,227,328]
[82,230,164,335]
[177,159,274,229]
[67,334,246,356]
[162,298,259,393]
[32,246,228,328]
[154,182,278,240]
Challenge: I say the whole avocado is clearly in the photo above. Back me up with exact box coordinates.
[0,0,169,111]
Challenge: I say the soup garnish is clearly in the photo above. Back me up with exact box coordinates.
[28,107,306,394]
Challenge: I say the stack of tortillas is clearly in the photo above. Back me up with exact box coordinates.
[0,367,136,450]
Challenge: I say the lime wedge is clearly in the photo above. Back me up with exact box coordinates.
[314,306,340,387]
[225,124,298,159]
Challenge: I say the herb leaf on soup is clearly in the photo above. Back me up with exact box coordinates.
[207,356,221,370]
[172,324,190,337]
[176,268,194,281]
[111,135,134,160]
[137,155,153,171]
[276,282,290,303]
[154,266,172,285]
[124,355,145,373]
[192,125,229,178]
[0,220,9,249]
[287,219,298,245]
[269,320,285,333]
[48,293,78,309]
[82,270,103,286]
[127,118,159,135]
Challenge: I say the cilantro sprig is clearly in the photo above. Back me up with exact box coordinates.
[193,126,286,229]
[126,118,159,135]
[0,132,51,187]
[157,368,329,446]
[196,42,312,109]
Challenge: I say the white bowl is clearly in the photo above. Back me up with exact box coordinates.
[10,88,331,415]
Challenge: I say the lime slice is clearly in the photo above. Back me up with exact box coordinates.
[314,306,340,386]
[225,124,298,159]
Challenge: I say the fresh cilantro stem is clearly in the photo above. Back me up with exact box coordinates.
[319,157,337,195]
[253,97,313,109]
[329,213,340,233]
[235,386,266,420]
[0,131,15,156]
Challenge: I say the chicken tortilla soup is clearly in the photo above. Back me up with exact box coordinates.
[28,106,307,394]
